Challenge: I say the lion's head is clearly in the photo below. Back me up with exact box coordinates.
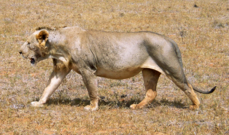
[19,29,49,65]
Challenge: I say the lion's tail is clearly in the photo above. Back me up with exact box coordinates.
[192,85,216,94]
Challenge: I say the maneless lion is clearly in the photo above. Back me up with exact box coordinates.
[19,26,216,111]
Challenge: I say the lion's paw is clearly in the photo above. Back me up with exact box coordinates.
[31,101,44,107]
[84,105,98,111]
[189,105,199,110]
[130,104,137,109]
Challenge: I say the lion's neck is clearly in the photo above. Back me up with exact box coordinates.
[46,31,70,64]
[48,31,66,46]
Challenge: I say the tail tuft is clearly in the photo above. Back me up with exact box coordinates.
[209,86,216,93]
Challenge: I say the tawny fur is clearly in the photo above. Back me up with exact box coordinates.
[19,26,216,111]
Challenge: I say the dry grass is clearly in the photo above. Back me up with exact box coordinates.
[0,0,228,134]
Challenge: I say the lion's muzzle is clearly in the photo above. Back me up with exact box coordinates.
[19,51,25,59]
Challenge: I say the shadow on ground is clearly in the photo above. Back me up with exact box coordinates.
[44,96,186,109]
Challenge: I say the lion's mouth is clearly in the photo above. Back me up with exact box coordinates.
[30,58,35,65]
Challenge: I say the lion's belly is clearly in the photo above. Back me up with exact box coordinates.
[95,67,142,79]
[94,54,165,79]
[94,56,165,79]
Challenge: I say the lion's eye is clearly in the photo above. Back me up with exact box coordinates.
[27,42,30,45]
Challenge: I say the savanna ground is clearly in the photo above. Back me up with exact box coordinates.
[0,0,228,134]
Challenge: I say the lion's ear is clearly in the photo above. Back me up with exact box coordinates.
[36,30,49,47]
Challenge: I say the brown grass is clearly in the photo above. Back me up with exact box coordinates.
[0,0,228,134]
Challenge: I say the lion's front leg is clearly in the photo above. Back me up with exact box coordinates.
[80,70,99,111]
[31,69,70,107]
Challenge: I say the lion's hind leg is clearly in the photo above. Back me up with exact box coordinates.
[166,70,200,110]
[187,84,200,110]
[130,69,160,109]
[177,82,200,110]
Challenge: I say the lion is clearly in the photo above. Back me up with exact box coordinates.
[19,26,216,111]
